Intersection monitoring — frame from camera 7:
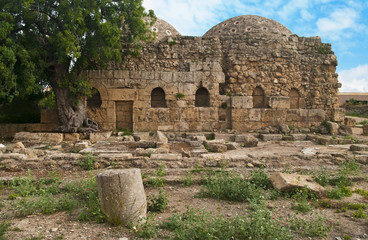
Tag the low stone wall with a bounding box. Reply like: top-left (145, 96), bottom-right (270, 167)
top-left (0, 123), bottom-right (58, 139)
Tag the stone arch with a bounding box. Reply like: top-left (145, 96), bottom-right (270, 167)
top-left (195, 87), bottom-right (210, 107)
top-left (252, 86), bottom-right (266, 108)
top-left (151, 87), bottom-right (167, 108)
top-left (87, 88), bottom-right (102, 108)
top-left (289, 88), bottom-right (300, 109)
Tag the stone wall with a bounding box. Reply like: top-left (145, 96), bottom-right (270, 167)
top-left (85, 31), bottom-right (342, 132)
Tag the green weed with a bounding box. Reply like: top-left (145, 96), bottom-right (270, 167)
top-left (353, 208), bottom-right (367, 219)
top-left (353, 189), bottom-right (368, 198)
top-left (313, 167), bottom-right (332, 186)
top-left (182, 172), bottom-right (193, 187)
top-left (147, 188), bottom-right (169, 213)
top-left (145, 165), bottom-right (167, 188)
top-left (79, 152), bottom-right (95, 170)
top-left (0, 222), bottom-right (10, 240)
top-left (134, 217), bottom-right (159, 239)
top-left (344, 135), bottom-right (359, 144)
top-left (289, 215), bottom-right (331, 237)
top-left (327, 186), bottom-right (352, 199)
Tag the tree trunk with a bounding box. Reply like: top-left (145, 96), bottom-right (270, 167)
top-left (49, 65), bottom-right (86, 133)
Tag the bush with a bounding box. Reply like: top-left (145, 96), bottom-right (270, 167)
top-left (147, 188), bottom-right (169, 213)
top-left (79, 153), bottom-right (95, 170)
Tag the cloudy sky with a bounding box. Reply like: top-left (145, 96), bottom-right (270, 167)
top-left (143, 0), bottom-right (368, 92)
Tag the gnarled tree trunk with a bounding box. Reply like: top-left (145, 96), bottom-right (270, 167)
top-left (49, 65), bottom-right (93, 133)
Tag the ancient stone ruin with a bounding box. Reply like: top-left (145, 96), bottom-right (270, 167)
top-left (83, 15), bottom-right (343, 133)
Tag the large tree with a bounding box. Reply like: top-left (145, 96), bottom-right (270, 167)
top-left (0, 0), bottom-right (154, 132)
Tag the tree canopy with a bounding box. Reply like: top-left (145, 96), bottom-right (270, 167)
top-left (0, 0), bottom-right (154, 130)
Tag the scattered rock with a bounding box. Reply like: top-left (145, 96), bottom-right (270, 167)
top-left (89, 131), bottom-right (112, 143)
top-left (152, 131), bottom-right (168, 144)
top-left (279, 124), bottom-right (290, 134)
top-left (64, 133), bottom-right (80, 141)
top-left (75, 141), bottom-right (89, 149)
top-left (12, 142), bottom-right (25, 149)
top-left (363, 124), bottom-right (368, 136)
top-left (326, 121), bottom-right (339, 136)
top-left (260, 134), bottom-right (283, 141)
top-left (344, 117), bottom-right (356, 127)
top-left (14, 132), bottom-right (63, 145)
top-left (122, 136), bottom-right (135, 142)
top-left (226, 142), bottom-right (238, 150)
top-left (339, 125), bottom-right (352, 136)
top-left (269, 172), bottom-right (326, 197)
top-left (350, 144), bottom-right (368, 152)
top-left (181, 148), bottom-right (191, 158)
top-left (206, 143), bottom-right (227, 153)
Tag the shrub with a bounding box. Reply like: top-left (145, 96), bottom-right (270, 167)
top-left (251, 168), bottom-right (272, 190)
top-left (79, 153), bottom-right (95, 170)
top-left (289, 215), bottom-right (331, 237)
top-left (327, 186), bottom-right (352, 199)
top-left (147, 188), bottom-right (169, 213)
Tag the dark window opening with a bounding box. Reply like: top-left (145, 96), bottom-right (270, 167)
top-left (87, 88), bottom-right (102, 108)
top-left (195, 87), bottom-right (210, 107)
top-left (252, 87), bottom-right (265, 108)
top-left (151, 87), bottom-right (167, 108)
top-left (289, 88), bottom-right (300, 109)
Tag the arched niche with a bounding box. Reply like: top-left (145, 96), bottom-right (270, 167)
top-left (195, 87), bottom-right (210, 107)
top-left (87, 88), bottom-right (102, 108)
top-left (289, 88), bottom-right (300, 109)
top-left (252, 86), bottom-right (265, 108)
top-left (151, 87), bottom-right (167, 108)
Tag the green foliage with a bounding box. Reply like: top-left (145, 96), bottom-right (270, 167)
top-left (145, 165), bottom-right (167, 188)
top-left (0, 0), bottom-right (155, 113)
top-left (175, 92), bottom-right (185, 99)
top-left (0, 222), bottom-right (10, 240)
top-left (353, 189), bottom-right (368, 199)
top-left (200, 170), bottom-right (272, 202)
top-left (319, 199), bottom-right (367, 210)
top-left (331, 160), bottom-right (360, 187)
top-left (182, 172), bottom-right (193, 187)
top-left (79, 153), bottom-right (95, 170)
top-left (161, 205), bottom-right (293, 240)
top-left (313, 167), bottom-right (332, 186)
top-left (316, 44), bottom-right (329, 54)
top-left (38, 91), bottom-right (56, 109)
top-left (221, 102), bottom-right (227, 109)
top-left (289, 215), bottom-right (331, 237)
top-left (9, 174), bottom-right (105, 223)
top-left (147, 188), bottom-right (169, 213)
top-left (119, 129), bottom-right (132, 136)
top-left (134, 216), bottom-right (159, 239)
top-left (251, 168), bottom-right (272, 190)
top-left (344, 135), bottom-right (359, 144)
top-left (327, 186), bottom-right (352, 199)
top-left (353, 208), bottom-right (367, 219)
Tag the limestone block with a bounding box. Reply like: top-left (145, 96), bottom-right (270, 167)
top-left (96, 169), bottom-right (146, 226)
top-left (260, 134), bottom-right (283, 141)
top-left (11, 142), bottom-right (25, 149)
top-left (350, 144), bottom-right (368, 152)
top-left (14, 132), bottom-right (63, 145)
top-left (90, 131), bottom-right (112, 143)
top-left (231, 109), bottom-right (249, 122)
top-left (267, 96), bottom-right (290, 109)
top-left (291, 134), bottom-right (307, 141)
top-left (270, 172), bottom-right (326, 197)
top-left (286, 109), bottom-right (301, 122)
top-left (248, 109), bottom-right (261, 121)
top-left (190, 148), bottom-right (208, 157)
top-left (330, 108), bottom-right (345, 122)
top-left (74, 141), bottom-right (89, 149)
top-left (273, 109), bottom-right (287, 122)
top-left (157, 125), bottom-right (174, 131)
top-left (150, 153), bottom-right (182, 161)
top-left (212, 71), bottom-right (226, 83)
top-left (279, 124), bottom-right (290, 134)
top-left (339, 125), bottom-right (352, 136)
top-left (308, 109), bottom-right (326, 123)
top-left (363, 124), bottom-right (368, 136)
top-left (226, 142), bottom-right (239, 150)
top-left (344, 117), bottom-right (356, 127)
top-left (206, 143), bottom-right (227, 153)
top-left (173, 72), bottom-right (194, 83)
top-left (152, 131), bottom-right (168, 143)
top-left (326, 121), bottom-right (339, 136)
top-left (261, 109), bottom-right (274, 123)
top-left (231, 96), bottom-right (253, 109)
top-left (64, 133), bottom-right (80, 142)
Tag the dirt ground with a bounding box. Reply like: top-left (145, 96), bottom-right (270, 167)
top-left (1, 134), bottom-right (368, 240)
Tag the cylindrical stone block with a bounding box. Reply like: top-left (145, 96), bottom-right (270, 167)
top-left (96, 169), bottom-right (146, 226)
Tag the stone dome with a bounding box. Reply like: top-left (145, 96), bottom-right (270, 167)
top-left (203, 15), bottom-right (292, 37)
top-left (146, 18), bottom-right (181, 42)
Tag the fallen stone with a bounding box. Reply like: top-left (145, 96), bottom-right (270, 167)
top-left (363, 124), bottom-right (368, 136)
top-left (14, 132), bottom-right (63, 145)
top-left (122, 136), bottom-right (135, 142)
top-left (355, 155), bottom-right (368, 164)
top-left (150, 153), bottom-right (182, 161)
top-left (190, 148), bottom-right (208, 157)
top-left (279, 124), bottom-right (290, 134)
top-left (350, 144), bottom-right (368, 152)
top-left (291, 134), bottom-right (307, 141)
top-left (12, 142), bottom-right (25, 149)
top-left (269, 172), bottom-right (326, 197)
top-left (338, 125), bottom-right (352, 136)
top-left (181, 148), bottom-right (191, 158)
top-left (64, 133), bottom-right (80, 141)
top-left (301, 148), bottom-right (319, 155)
top-left (90, 131), bottom-right (112, 143)
top-left (192, 135), bottom-right (206, 142)
top-left (75, 141), bottom-right (89, 149)
top-left (152, 131), bottom-right (168, 144)
top-left (226, 142), bottom-right (238, 150)
top-left (326, 121), bottom-right (339, 136)
top-left (260, 134), bottom-right (283, 141)
top-left (206, 143), bottom-right (227, 153)
top-left (234, 134), bottom-right (258, 147)
top-left (189, 141), bottom-right (202, 147)
top-left (96, 169), bottom-right (146, 226)
top-left (344, 117), bottom-right (356, 127)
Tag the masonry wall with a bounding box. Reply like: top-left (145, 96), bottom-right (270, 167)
top-left (86, 33), bottom-right (343, 132)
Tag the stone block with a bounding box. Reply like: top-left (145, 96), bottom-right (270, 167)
top-left (260, 134), bottom-right (283, 141)
top-left (291, 134), bottom-right (307, 141)
top-left (350, 144), bottom-right (368, 152)
top-left (206, 143), bottom-right (227, 153)
top-left (64, 133), bottom-right (80, 142)
top-left (150, 153), bottom-right (182, 161)
top-left (363, 125), bottom-right (368, 136)
top-left (231, 109), bottom-right (249, 122)
top-left (96, 169), bottom-right (146, 226)
top-left (344, 117), bottom-right (356, 127)
top-left (339, 125), bottom-right (352, 136)
top-left (267, 96), bottom-right (290, 109)
top-left (326, 121), bottom-right (339, 136)
top-left (90, 131), bottom-right (112, 143)
top-left (14, 132), bottom-right (64, 145)
top-left (330, 108), bottom-right (345, 122)
top-left (308, 109), bottom-right (326, 123)
top-left (270, 172), bottom-right (326, 197)
top-left (231, 96), bottom-right (253, 109)
top-left (226, 142), bottom-right (239, 150)
top-left (248, 109), bottom-right (261, 121)
top-left (152, 131), bottom-right (168, 143)
top-left (190, 148), bottom-right (208, 157)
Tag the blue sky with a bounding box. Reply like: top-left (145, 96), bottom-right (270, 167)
top-left (143, 0), bottom-right (368, 92)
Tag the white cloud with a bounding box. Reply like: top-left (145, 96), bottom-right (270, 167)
top-left (338, 64), bottom-right (368, 92)
top-left (316, 8), bottom-right (359, 40)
